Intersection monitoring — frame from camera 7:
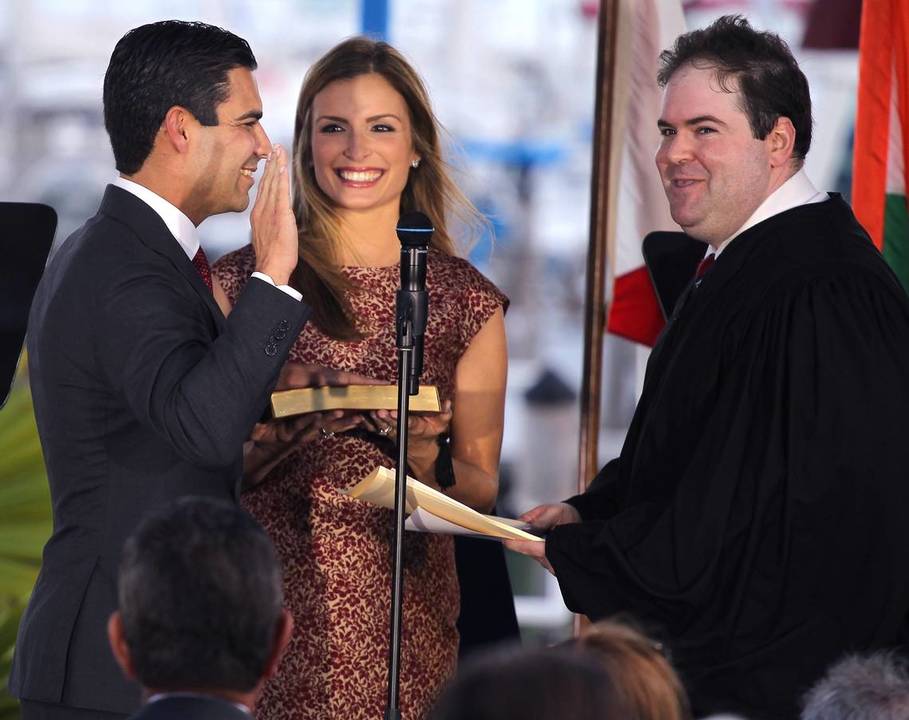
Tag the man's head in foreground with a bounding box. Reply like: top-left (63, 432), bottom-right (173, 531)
top-left (103, 20), bottom-right (272, 224)
top-left (107, 497), bottom-right (292, 709)
top-left (655, 15), bottom-right (813, 246)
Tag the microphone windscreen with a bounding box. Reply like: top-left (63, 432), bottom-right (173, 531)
top-left (396, 212), bottom-right (434, 248)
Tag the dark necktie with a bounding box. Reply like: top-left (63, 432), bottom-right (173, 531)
top-left (192, 246), bottom-right (213, 292)
top-left (695, 254), bottom-right (715, 286)
top-left (668, 253), bottom-right (716, 322)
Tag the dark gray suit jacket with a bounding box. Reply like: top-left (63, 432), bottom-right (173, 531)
top-left (128, 696), bottom-right (251, 720)
top-left (9, 185), bottom-right (309, 714)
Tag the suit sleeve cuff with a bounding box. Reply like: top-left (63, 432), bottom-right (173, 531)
top-left (251, 271), bottom-right (303, 302)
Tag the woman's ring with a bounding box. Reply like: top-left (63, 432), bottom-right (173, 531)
top-left (320, 427), bottom-right (335, 438)
top-left (379, 426), bottom-right (391, 436)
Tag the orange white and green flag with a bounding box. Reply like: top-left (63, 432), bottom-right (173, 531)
top-left (853, 0), bottom-right (909, 290)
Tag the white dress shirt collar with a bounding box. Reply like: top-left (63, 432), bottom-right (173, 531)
top-left (146, 692), bottom-right (251, 716)
top-left (711, 168), bottom-right (829, 259)
top-left (112, 176), bottom-right (199, 260)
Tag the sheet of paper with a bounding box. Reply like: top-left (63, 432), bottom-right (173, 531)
top-left (405, 508), bottom-right (541, 541)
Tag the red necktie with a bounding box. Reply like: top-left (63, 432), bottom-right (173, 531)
top-left (695, 254), bottom-right (715, 283)
top-left (192, 247), bottom-right (213, 292)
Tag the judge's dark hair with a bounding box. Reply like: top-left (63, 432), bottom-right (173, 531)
top-left (292, 36), bottom-right (484, 340)
top-left (657, 15), bottom-right (812, 161)
top-left (117, 497), bottom-right (283, 692)
top-left (428, 645), bottom-right (619, 720)
top-left (103, 20), bottom-right (257, 175)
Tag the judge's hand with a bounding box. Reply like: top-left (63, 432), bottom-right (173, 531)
top-left (503, 503), bottom-right (582, 575)
top-left (520, 502), bottom-right (582, 530)
top-left (504, 537), bottom-right (553, 574)
top-left (251, 145), bottom-right (298, 286)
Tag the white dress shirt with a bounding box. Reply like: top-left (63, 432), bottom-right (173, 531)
top-left (112, 176), bottom-right (302, 301)
top-left (147, 692), bottom-right (251, 716)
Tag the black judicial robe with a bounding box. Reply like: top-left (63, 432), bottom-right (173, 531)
top-left (546, 196), bottom-right (909, 720)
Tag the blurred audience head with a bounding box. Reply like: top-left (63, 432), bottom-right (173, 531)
top-left (107, 497), bottom-right (292, 703)
top-left (801, 652), bottom-right (909, 720)
top-left (577, 619), bottom-right (692, 720)
top-left (103, 20), bottom-right (257, 174)
top-left (429, 644), bottom-right (619, 720)
top-left (657, 14), bottom-right (812, 163)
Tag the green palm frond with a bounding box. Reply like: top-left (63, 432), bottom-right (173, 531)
top-left (0, 358), bottom-right (52, 720)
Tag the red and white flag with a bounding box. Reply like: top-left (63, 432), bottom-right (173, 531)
top-left (605, 0), bottom-right (687, 346)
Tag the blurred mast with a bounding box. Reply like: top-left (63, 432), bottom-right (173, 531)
top-left (361, 0), bottom-right (389, 38)
top-left (578, 0), bottom-right (619, 496)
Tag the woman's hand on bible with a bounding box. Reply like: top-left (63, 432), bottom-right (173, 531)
top-left (243, 410), bottom-right (362, 489)
top-left (364, 400), bottom-right (453, 451)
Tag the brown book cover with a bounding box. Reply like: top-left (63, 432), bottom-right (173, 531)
top-left (271, 384), bottom-right (441, 418)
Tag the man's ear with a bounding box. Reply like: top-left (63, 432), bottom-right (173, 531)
top-left (263, 609), bottom-right (294, 679)
top-left (107, 611), bottom-right (137, 680)
top-left (162, 106), bottom-right (193, 154)
top-left (768, 116), bottom-right (797, 168)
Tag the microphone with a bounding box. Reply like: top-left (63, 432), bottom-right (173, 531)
top-left (395, 211), bottom-right (432, 395)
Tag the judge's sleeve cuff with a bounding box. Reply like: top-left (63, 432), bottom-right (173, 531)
top-left (251, 271), bottom-right (303, 301)
top-left (564, 493), bottom-right (596, 521)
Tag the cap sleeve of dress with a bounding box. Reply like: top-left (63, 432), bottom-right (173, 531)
top-left (430, 253), bottom-right (508, 356)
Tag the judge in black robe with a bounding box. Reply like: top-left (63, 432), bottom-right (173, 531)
top-left (542, 196), bottom-right (909, 719)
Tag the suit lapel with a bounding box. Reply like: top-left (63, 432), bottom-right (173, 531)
top-left (99, 185), bottom-right (226, 331)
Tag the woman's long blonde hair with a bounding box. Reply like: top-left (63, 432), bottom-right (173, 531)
top-left (292, 37), bottom-right (483, 339)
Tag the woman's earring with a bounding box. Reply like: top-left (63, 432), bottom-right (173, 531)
top-left (411, 158), bottom-right (420, 168)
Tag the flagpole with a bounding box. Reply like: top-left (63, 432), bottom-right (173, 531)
top-left (578, 0), bottom-right (620, 498)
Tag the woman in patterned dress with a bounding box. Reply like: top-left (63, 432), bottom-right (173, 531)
top-left (212, 38), bottom-right (508, 720)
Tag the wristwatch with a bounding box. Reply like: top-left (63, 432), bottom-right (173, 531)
top-left (435, 433), bottom-right (456, 490)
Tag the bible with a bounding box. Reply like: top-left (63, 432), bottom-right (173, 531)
top-left (271, 384), bottom-right (441, 418)
top-left (342, 466), bottom-right (543, 542)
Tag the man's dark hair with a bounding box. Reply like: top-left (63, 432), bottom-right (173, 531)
top-left (103, 20), bottom-right (257, 174)
top-left (118, 497), bottom-right (282, 692)
top-left (657, 15), bottom-right (813, 161)
top-left (801, 653), bottom-right (909, 720)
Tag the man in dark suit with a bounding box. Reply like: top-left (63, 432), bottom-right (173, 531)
top-left (107, 497), bottom-right (293, 720)
top-left (10, 21), bottom-right (311, 720)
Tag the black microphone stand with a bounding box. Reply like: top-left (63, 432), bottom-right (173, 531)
top-left (385, 215), bottom-right (431, 720)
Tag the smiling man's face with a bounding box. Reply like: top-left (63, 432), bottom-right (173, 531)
top-left (186, 67), bottom-right (271, 224)
top-left (655, 63), bottom-right (776, 247)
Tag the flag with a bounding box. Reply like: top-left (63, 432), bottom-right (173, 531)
top-left (605, 0), bottom-right (687, 346)
top-left (852, 0), bottom-right (909, 291)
